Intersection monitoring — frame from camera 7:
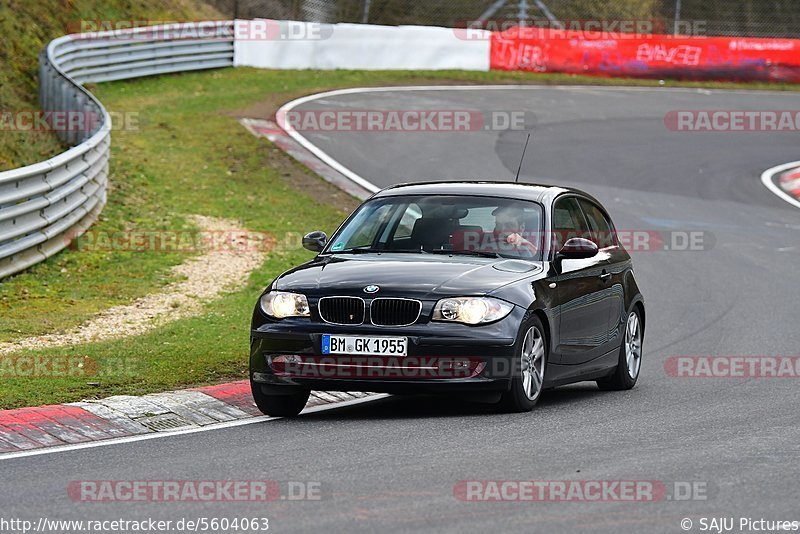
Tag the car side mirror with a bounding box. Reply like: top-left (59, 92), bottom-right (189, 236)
top-left (302, 231), bottom-right (328, 253)
top-left (557, 237), bottom-right (599, 260)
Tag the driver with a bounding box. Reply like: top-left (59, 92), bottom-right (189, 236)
top-left (492, 206), bottom-right (538, 255)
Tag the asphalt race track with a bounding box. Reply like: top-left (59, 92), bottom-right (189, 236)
top-left (3, 86), bottom-right (800, 533)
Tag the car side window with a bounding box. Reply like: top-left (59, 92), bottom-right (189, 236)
top-left (578, 199), bottom-right (617, 248)
top-left (552, 196), bottom-right (590, 251)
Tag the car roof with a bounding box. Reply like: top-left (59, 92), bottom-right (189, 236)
top-left (372, 181), bottom-right (601, 206)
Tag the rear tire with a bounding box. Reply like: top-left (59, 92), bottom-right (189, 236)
top-left (597, 306), bottom-right (643, 391)
top-left (498, 314), bottom-right (547, 413)
top-left (251, 380), bottom-right (310, 417)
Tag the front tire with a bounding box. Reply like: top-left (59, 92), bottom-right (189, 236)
top-left (498, 314), bottom-right (547, 413)
top-left (597, 306), bottom-right (643, 391)
top-left (251, 381), bottom-right (310, 417)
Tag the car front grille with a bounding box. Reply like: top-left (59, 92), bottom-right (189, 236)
top-left (318, 297), bottom-right (365, 325)
top-left (370, 298), bottom-right (422, 326)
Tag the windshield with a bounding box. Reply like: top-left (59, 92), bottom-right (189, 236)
top-left (325, 194), bottom-right (544, 260)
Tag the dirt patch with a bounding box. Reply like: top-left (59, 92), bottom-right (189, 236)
top-left (0, 215), bottom-right (272, 355)
top-left (259, 137), bottom-right (361, 213)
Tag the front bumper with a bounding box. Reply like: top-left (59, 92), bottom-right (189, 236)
top-left (250, 307), bottom-right (524, 394)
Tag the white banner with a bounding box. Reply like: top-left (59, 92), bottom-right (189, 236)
top-left (234, 19), bottom-right (490, 71)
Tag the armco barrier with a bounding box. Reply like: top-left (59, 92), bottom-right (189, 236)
top-left (0, 21), bottom-right (234, 279)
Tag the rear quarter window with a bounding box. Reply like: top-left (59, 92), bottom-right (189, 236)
top-left (578, 199), bottom-right (617, 248)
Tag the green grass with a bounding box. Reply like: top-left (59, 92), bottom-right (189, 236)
top-left (0, 0), bottom-right (221, 171)
top-left (2, 66), bottom-right (800, 409)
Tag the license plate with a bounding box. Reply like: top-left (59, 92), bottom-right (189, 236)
top-left (321, 335), bottom-right (407, 356)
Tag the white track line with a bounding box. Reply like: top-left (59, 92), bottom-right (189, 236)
top-left (279, 85), bottom-right (583, 194)
top-left (0, 394), bottom-right (389, 461)
top-left (279, 84), bottom-right (800, 200)
top-left (761, 161), bottom-right (800, 210)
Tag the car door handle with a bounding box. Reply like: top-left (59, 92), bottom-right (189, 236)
top-left (599, 272), bottom-right (611, 282)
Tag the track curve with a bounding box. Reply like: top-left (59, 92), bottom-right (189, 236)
top-left (2, 85), bottom-right (799, 533)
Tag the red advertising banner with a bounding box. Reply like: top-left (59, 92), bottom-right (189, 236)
top-left (490, 27), bottom-right (800, 82)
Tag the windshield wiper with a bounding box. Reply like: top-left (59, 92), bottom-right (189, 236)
top-left (333, 247), bottom-right (428, 254)
top-left (429, 249), bottom-right (501, 258)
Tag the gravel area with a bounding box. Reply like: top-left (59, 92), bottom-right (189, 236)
top-left (0, 215), bottom-right (272, 355)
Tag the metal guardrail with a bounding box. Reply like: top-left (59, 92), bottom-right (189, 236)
top-left (0, 21), bottom-right (234, 279)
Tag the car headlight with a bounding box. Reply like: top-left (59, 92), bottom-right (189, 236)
top-left (432, 297), bottom-right (514, 325)
top-left (260, 291), bottom-right (310, 319)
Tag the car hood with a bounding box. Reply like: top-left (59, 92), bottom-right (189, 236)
top-left (273, 253), bottom-right (544, 300)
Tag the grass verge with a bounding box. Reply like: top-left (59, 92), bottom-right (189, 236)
top-left (0, 0), bottom-right (221, 170)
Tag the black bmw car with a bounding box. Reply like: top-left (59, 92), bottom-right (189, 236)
top-left (250, 182), bottom-right (645, 416)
